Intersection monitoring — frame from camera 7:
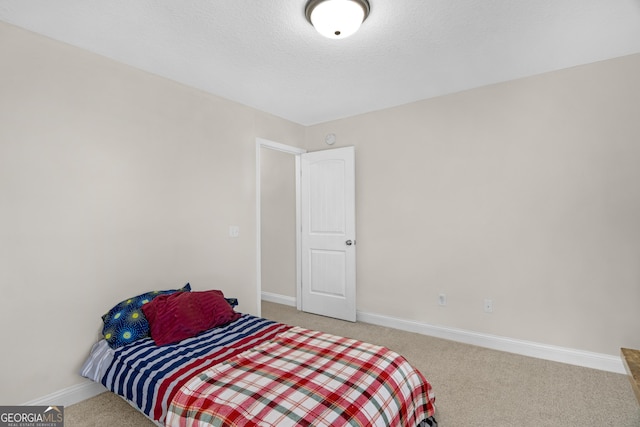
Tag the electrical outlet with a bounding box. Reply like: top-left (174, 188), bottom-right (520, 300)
top-left (484, 298), bottom-right (493, 313)
top-left (438, 293), bottom-right (447, 306)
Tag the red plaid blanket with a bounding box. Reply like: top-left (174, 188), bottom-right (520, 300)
top-left (167, 327), bottom-right (436, 426)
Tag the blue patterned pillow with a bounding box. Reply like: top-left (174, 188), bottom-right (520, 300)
top-left (101, 283), bottom-right (191, 349)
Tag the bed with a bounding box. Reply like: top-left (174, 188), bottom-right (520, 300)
top-left (81, 285), bottom-right (437, 426)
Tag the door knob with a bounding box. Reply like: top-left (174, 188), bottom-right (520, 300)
top-left (346, 240), bottom-right (354, 246)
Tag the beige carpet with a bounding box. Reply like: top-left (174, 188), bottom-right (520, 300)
top-left (66, 301), bottom-right (640, 426)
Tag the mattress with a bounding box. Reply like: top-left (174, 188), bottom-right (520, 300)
top-left (81, 314), bottom-right (437, 426)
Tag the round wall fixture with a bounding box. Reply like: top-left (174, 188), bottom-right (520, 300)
top-left (305, 0), bottom-right (370, 39)
top-left (325, 133), bottom-right (337, 145)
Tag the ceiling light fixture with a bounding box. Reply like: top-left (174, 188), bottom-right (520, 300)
top-left (305, 0), bottom-right (370, 40)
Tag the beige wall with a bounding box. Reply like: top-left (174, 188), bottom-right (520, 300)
top-left (305, 53), bottom-right (640, 357)
top-left (3, 17), bottom-right (640, 405)
top-left (0, 22), bottom-right (304, 404)
top-left (260, 148), bottom-right (297, 298)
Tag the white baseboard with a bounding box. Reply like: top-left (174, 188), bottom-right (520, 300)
top-left (357, 310), bottom-right (625, 374)
top-left (261, 291), bottom-right (296, 307)
top-left (260, 291), bottom-right (624, 374)
top-left (34, 294), bottom-right (625, 407)
top-left (23, 380), bottom-right (106, 406)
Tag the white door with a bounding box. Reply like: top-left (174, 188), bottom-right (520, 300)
top-left (301, 146), bottom-right (356, 322)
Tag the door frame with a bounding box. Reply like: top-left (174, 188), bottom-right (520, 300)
top-left (255, 138), bottom-right (306, 316)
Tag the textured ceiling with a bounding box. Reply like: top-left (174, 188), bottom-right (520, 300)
top-left (1, 0), bottom-right (640, 125)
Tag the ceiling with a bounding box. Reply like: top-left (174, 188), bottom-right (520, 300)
top-left (1, 0), bottom-right (640, 126)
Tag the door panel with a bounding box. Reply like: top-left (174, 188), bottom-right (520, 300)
top-left (310, 249), bottom-right (346, 297)
top-left (301, 146), bottom-right (356, 322)
top-left (308, 160), bottom-right (346, 234)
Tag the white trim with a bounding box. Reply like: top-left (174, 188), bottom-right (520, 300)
top-left (256, 138), bottom-right (306, 155)
top-left (22, 380), bottom-right (106, 406)
top-left (294, 154), bottom-right (302, 312)
top-left (31, 304), bottom-right (625, 407)
top-left (261, 291), bottom-right (297, 307)
top-left (261, 291), bottom-right (625, 374)
top-left (255, 138), bottom-right (306, 318)
top-left (356, 310), bottom-right (625, 374)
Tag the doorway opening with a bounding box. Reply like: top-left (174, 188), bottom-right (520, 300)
top-left (256, 138), bottom-right (357, 321)
top-left (255, 138), bottom-right (305, 317)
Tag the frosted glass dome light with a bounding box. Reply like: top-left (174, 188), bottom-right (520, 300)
top-left (305, 0), bottom-right (370, 40)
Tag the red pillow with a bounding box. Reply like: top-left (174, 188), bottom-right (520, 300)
top-left (142, 290), bottom-right (241, 346)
